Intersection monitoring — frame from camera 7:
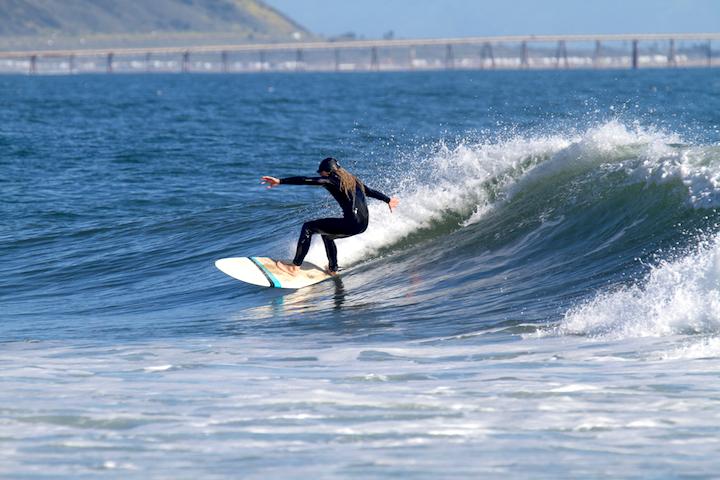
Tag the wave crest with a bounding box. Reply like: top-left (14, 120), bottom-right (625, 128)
top-left (295, 121), bottom-right (720, 269)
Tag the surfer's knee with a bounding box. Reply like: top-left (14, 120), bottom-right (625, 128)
top-left (300, 222), bottom-right (316, 238)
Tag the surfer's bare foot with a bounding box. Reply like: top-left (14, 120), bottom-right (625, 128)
top-left (326, 267), bottom-right (338, 276)
top-left (276, 260), bottom-right (299, 276)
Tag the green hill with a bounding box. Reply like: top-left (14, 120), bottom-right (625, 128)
top-left (0, 0), bottom-right (311, 48)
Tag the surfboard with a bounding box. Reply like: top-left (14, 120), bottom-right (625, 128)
top-left (215, 257), bottom-right (333, 289)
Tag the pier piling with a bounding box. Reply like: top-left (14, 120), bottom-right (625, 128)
top-left (521, 41), bottom-right (529, 68)
top-left (556, 40), bottom-right (568, 68)
top-left (370, 47), bottom-right (379, 71)
top-left (593, 40), bottom-right (602, 68)
top-left (182, 50), bottom-right (190, 72)
top-left (708, 40), bottom-right (713, 67)
top-left (668, 39), bottom-right (677, 67)
top-left (445, 44), bottom-right (454, 69)
top-left (480, 42), bottom-right (495, 69)
top-left (632, 40), bottom-right (639, 69)
top-left (295, 49), bottom-right (304, 71)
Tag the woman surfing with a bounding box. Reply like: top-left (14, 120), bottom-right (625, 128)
top-left (261, 157), bottom-right (399, 276)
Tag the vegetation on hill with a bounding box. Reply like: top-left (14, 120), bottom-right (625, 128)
top-left (1, 0), bottom-right (310, 46)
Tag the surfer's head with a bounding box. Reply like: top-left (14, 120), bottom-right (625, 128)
top-left (318, 157), bottom-right (365, 197)
top-left (317, 157), bottom-right (339, 175)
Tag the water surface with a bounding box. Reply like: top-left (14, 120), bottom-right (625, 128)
top-left (2, 69), bottom-right (720, 478)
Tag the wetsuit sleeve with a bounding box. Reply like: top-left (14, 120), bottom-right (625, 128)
top-left (364, 185), bottom-right (391, 203)
top-left (280, 176), bottom-right (332, 186)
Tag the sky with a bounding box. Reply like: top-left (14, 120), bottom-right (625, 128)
top-left (264, 0), bottom-right (720, 39)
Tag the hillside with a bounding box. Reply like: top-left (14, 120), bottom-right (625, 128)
top-left (0, 0), bottom-right (311, 48)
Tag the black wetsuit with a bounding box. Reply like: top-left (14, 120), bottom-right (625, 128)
top-left (280, 174), bottom-right (391, 272)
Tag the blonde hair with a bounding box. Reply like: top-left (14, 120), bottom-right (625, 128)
top-left (334, 167), bottom-right (365, 198)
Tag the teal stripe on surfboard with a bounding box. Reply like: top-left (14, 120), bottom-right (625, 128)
top-left (249, 256), bottom-right (282, 288)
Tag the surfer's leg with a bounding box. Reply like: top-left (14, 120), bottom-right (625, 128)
top-left (319, 219), bottom-right (364, 273)
top-left (291, 221), bottom-right (316, 267)
top-left (321, 235), bottom-right (339, 273)
top-left (292, 218), bottom-right (345, 267)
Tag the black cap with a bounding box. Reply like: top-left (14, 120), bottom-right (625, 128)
top-left (317, 157), bottom-right (339, 173)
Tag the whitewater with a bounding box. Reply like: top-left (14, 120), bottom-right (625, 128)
top-left (2, 69), bottom-right (720, 478)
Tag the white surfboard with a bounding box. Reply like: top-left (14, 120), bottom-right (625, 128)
top-left (215, 257), bottom-right (333, 289)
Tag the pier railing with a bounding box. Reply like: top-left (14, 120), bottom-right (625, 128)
top-left (2, 33), bottom-right (718, 74)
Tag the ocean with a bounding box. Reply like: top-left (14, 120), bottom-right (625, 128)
top-left (2, 69), bottom-right (720, 478)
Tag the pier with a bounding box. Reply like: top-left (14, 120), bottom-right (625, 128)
top-left (1, 32), bottom-right (718, 74)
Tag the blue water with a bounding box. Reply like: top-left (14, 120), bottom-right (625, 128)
top-left (3, 69), bottom-right (720, 478)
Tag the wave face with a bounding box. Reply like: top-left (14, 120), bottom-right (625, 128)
top-left (334, 120), bottom-right (719, 264)
top-left (292, 120), bottom-right (720, 336)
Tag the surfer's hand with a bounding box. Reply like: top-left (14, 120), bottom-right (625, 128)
top-left (388, 197), bottom-right (399, 212)
top-left (261, 176), bottom-right (280, 188)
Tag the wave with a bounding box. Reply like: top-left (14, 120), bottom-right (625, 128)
top-left (296, 121), bottom-right (720, 268)
top-left (11, 118), bottom-right (720, 334)
top-left (557, 235), bottom-right (720, 339)
top-left (282, 120), bottom-right (720, 338)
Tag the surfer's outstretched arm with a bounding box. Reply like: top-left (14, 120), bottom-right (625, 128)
top-left (364, 185), bottom-right (390, 202)
top-left (364, 185), bottom-right (400, 212)
top-left (261, 176), bottom-right (330, 188)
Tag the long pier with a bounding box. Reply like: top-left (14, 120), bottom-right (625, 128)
top-left (2, 32), bottom-right (718, 74)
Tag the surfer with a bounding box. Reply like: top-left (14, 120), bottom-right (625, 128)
top-left (261, 157), bottom-right (399, 276)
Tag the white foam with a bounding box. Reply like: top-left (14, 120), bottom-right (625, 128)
top-left (628, 143), bottom-right (720, 208)
top-left (661, 336), bottom-right (720, 360)
top-left (626, 419), bottom-right (662, 428)
top-left (550, 384), bottom-right (601, 393)
top-left (558, 236), bottom-right (720, 339)
top-left (143, 364), bottom-right (173, 372)
top-left (573, 417), bottom-right (618, 431)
